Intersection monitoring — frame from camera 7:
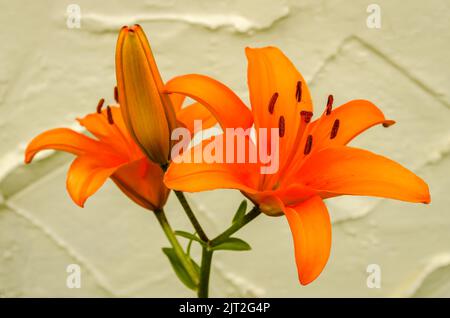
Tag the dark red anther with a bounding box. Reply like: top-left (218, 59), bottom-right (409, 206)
top-left (114, 86), bottom-right (119, 103)
top-left (96, 98), bottom-right (105, 114)
top-left (382, 120), bottom-right (395, 128)
top-left (300, 110), bottom-right (313, 123)
top-left (268, 92), bottom-right (279, 114)
top-left (106, 106), bottom-right (114, 124)
top-left (330, 119), bottom-right (340, 139)
top-left (326, 95), bottom-right (334, 115)
top-left (296, 81), bottom-right (302, 102)
top-left (278, 116), bottom-right (285, 137)
top-left (304, 135), bottom-right (313, 155)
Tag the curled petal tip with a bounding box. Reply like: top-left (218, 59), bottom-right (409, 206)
top-left (422, 190), bottom-right (431, 204)
top-left (299, 276), bottom-right (315, 286)
top-left (24, 146), bottom-right (32, 164)
top-left (24, 142), bottom-right (35, 164)
top-left (382, 120), bottom-right (396, 127)
top-left (77, 200), bottom-right (87, 208)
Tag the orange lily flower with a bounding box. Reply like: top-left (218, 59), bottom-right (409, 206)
top-left (163, 47), bottom-right (431, 285)
top-left (24, 89), bottom-right (214, 209)
top-left (24, 103), bottom-right (169, 210)
top-left (25, 24), bottom-right (216, 210)
top-left (116, 25), bottom-right (217, 166)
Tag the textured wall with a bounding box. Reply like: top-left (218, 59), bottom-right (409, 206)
top-left (0, 0), bottom-right (449, 297)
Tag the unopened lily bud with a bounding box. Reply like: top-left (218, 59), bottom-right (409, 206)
top-left (115, 24), bottom-right (177, 165)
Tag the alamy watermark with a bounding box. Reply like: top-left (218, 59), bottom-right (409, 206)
top-left (66, 264), bottom-right (81, 288)
top-left (366, 263), bottom-right (381, 288)
top-left (171, 120), bottom-right (280, 174)
top-left (66, 4), bottom-right (81, 29)
top-left (366, 4), bottom-right (381, 29)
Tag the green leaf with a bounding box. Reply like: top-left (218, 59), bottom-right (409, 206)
top-left (186, 237), bottom-right (194, 256)
top-left (211, 237), bottom-right (252, 251)
top-left (174, 230), bottom-right (205, 246)
top-left (232, 200), bottom-right (247, 224)
top-left (162, 247), bottom-right (197, 290)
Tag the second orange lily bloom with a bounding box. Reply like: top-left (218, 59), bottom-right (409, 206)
top-left (163, 46), bottom-right (431, 285)
top-left (25, 25), bottom-right (216, 210)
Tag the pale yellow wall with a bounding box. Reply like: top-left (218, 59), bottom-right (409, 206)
top-left (0, 0), bottom-right (449, 297)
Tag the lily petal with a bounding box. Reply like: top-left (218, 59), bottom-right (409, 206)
top-left (283, 196), bottom-right (332, 285)
top-left (170, 93), bottom-right (186, 113)
top-left (298, 146), bottom-right (431, 203)
top-left (165, 74), bottom-right (253, 130)
top-left (25, 128), bottom-right (113, 163)
top-left (78, 106), bottom-right (129, 142)
top-left (176, 102), bottom-right (217, 134)
top-left (164, 135), bottom-right (259, 193)
top-left (165, 161), bottom-right (257, 193)
top-left (246, 47), bottom-right (313, 182)
top-left (112, 158), bottom-right (169, 211)
top-left (116, 25), bottom-right (177, 164)
top-left (66, 156), bottom-right (120, 207)
top-left (246, 46), bottom-right (313, 130)
top-left (78, 106), bottom-right (141, 160)
top-left (308, 100), bottom-right (395, 151)
top-left (248, 183), bottom-right (317, 216)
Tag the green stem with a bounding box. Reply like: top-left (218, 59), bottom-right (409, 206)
top-left (174, 190), bottom-right (209, 242)
top-left (154, 208), bottom-right (199, 285)
top-left (210, 206), bottom-right (261, 247)
top-left (197, 247), bottom-right (213, 298)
